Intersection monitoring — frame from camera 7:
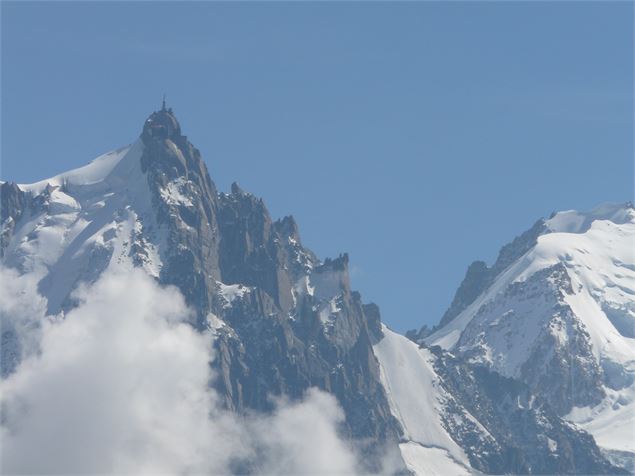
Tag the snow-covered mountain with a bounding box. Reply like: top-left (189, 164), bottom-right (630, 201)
top-left (1, 106), bottom-right (627, 474)
top-left (377, 326), bottom-right (624, 475)
top-left (417, 203), bottom-right (635, 471)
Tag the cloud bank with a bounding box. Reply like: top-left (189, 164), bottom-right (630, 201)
top-left (0, 267), bottom-right (360, 474)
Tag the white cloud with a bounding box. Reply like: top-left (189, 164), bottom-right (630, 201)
top-left (247, 389), bottom-right (358, 475)
top-left (0, 266), bottom-right (361, 475)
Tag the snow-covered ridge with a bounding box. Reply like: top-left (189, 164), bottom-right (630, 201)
top-left (3, 141), bottom-right (168, 314)
top-left (18, 144), bottom-right (136, 195)
top-left (374, 327), bottom-right (472, 475)
top-left (427, 202), bottom-right (634, 351)
top-left (426, 202), bottom-right (635, 460)
top-left (546, 202), bottom-right (634, 234)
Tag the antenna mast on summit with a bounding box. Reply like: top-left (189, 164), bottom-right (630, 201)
top-left (162, 94), bottom-right (166, 111)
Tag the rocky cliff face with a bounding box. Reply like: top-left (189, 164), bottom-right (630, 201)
top-left (429, 346), bottom-right (621, 475)
top-left (0, 182), bottom-right (28, 259)
top-left (139, 108), bottom-right (222, 327)
top-left (135, 108), bottom-right (405, 470)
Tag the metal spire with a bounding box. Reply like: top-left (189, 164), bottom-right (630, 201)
top-left (162, 94), bottom-right (166, 111)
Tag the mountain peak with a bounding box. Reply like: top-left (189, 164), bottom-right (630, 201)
top-left (141, 102), bottom-right (182, 143)
top-left (545, 201), bottom-right (634, 234)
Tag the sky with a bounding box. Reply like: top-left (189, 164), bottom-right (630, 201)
top-left (2, 1), bottom-right (633, 333)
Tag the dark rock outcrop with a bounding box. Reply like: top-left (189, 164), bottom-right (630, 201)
top-left (139, 107), bottom-right (404, 471)
top-left (1, 182), bottom-right (28, 258)
top-left (429, 346), bottom-right (627, 475)
top-left (140, 107), bottom-right (222, 327)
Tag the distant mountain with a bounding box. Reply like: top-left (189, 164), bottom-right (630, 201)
top-left (1, 106), bottom-right (626, 474)
top-left (417, 203), bottom-right (635, 472)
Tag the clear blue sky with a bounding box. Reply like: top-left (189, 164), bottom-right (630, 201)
top-left (2, 2), bottom-right (633, 333)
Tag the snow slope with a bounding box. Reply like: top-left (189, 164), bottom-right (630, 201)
top-left (374, 327), bottom-right (473, 475)
top-left (4, 140), bottom-right (167, 315)
top-left (18, 145), bottom-right (135, 195)
top-left (428, 203), bottom-right (634, 361)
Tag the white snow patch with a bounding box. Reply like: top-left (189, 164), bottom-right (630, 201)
top-left (399, 442), bottom-right (472, 476)
top-left (293, 275), bottom-right (315, 300)
top-left (374, 327), bottom-right (471, 471)
top-left (48, 189), bottom-right (81, 215)
top-left (206, 313), bottom-right (227, 336)
top-left (546, 203), bottom-right (633, 234)
top-left (18, 145), bottom-right (133, 195)
top-left (159, 177), bottom-right (194, 207)
top-left (218, 283), bottom-right (249, 308)
top-left (567, 378), bottom-right (635, 453)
